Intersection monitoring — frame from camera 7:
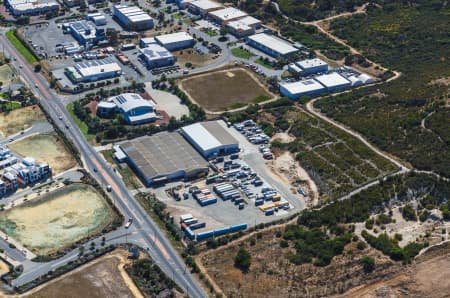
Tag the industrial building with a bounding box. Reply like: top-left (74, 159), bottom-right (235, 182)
top-left (294, 58), bottom-right (328, 75)
top-left (247, 33), bottom-right (299, 58)
top-left (155, 32), bottom-right (195, 51)
top-left (227, 16), bottom-right (261, 37)
top-left (97, 93), bottom-right (157, 125)
top-left (64, 58), bottom-right (122, 83)
top-left (140, 37), bottom-right (157, 48)
top-left (186, 0), bottom-right (222, 16)
top-left (66, 20), bottom-right (103, 47)
top-left (139, 44), bottom-right (176, 69)
top-left (120, 132), bottom-right (209, 186)
top-left (181, 121), bottom-right (239, 158)
top-left (113, 5), bottom-right (154, 31)
top-left (279, 79), bottom-right (325, 100)
top-left (315, 72), bottom-right (351, 92)
top-left (4, 0), bottom-right (59, 16)
top-left (207, 7), bottom-right (247, 25)
top-left (86, 12), bottom-right (107, 26)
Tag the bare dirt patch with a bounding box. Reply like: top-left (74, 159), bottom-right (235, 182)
top-left (173, 49), bottom-right (215, 68)
top-left (0, 64), bottom-right (15, 86)
top-left (8, 133), bottom-right (77, 175)
top-left (23, 250), bottom-right (142, 298)
top-left (0, 184), bottom-right (115, 256)
top-left (179, 68), bottom-right (274, 112)
top-left (0, 259), bottom-right (10, 276)
top-left (0, 105), bottom-right (45, 137)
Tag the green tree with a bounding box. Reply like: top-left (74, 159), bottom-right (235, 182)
top-left (234, 247), bottom-right (251, 272)
top-left (360, 256), bottom-right (375, 273)
top-left (34, 64), bottom-right (42, 72)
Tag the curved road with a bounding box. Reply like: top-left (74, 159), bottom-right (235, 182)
top-left (0, 33), bottom-right (206, 297)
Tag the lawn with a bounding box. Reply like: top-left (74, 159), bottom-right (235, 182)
top-left (5, 30), bottom-right (37, 64)
top-left (180, 68), bottom-right (273, 112)
top-left (231, 47), bottom-right (253, 59)
top-left (255, 58), bottom-right (273, 69)
top-left (67, 102), bottom-right (95, 143)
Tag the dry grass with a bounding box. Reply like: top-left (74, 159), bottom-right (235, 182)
top-left (173, 49), bottom-right (215, 67)
top-left (8, 133), bottom-right (77, 175)
top-left (0, 105), bottom-right (46, 137)
top-left (179, 68), bottom-right (273, 112)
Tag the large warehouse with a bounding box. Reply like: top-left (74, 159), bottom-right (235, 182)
top-left (208, 7), bottom-right (247, 25)
top-left (315, 72), bottom-right (351, 92)
top-left (5, 0), bottom-right (59, 16)
top-left (227, 16), bottom-right (261, 37)
top-left (181, 121), bottom-right (239, 158)
top-left (120, 132), bottom-right (209, 186)
top-left (186, 0), bottom-right (222, 16)
top-left (280, 79), bottom-right (325, 100)
top-left (155, 32), bottom-right (195, 51)
top-left (247, 33), bottom-right (299, 58)
top-left (64, 58), bottom-right (122, 83)
top-left (113, 5), bottom-right (154, 30)
top-left (295, 58), bottom-right (328, 75)
top-left (140, 44), bottom-right (175, 69)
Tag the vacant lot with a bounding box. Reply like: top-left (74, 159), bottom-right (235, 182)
top-left (8, 133), bottom-right (77, 175)
top-left (0, 64), bottom-right (15, 86)
top-left (0, 105), bottom-right (45, 137)
top-left (0, 184), bottom-right (115, 256)
top-left (180, 68), bottom-right (273, 112)
top-left (26, 250), bottom-right (142, 298)
top-left (173, 49), bottom-right (215, 68)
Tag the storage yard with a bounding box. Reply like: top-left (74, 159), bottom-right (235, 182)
top-left (8, 133), bottom-right (77, 175)
top-left (0, 105), bottom-right (46, 137)
top-left (179, 68), bottom-right (273, 112)
top-left (0, 184), bottom-right (116, 255)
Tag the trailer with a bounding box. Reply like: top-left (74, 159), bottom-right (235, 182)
top-left (183, 218), bottom-right (199, 226)
top-left (196, 230), bottom-right (214, 241)
top-left (185, 227), bottom-right (195, 240)
top-left (180, 214), bottom-right (193, 223)
top-left (229, 223), bottom-right (247, 232)
top-left (190, 222), bottom-right (206, 230)
top-left (255, 199), bottom-right (264, 206)
top-left (199, 198), bottom-right (217, 206)
top-left (214, 227), bottom-right (230, 237)
top-left (265, 208), bottom-right (274, 216)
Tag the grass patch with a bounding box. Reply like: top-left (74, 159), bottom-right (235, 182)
top-left (253, 95), bottom-right (271, 104)
top-left (67, 102), bottom-right (95, 143)
top-left (255, 58), bottom-right (273, 69)
top-left (100, 150), bottom-right (141, 189)
top-left (5, 30), bottom-right (37, 64)
top-left (231, 47), bottom-right (253, 59)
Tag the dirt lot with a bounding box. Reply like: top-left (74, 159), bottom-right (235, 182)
top-left (0, 64), bottom-right (15, 86)
top-left (8, 133), bottom-right (77, 175)
top-left (173, 49), bottom-right (215, 68)
top-left (23, 250), bottom-right (142, 298)
top-left (179, 68), bottom-right (274, 112)
top-left (0, 184), bottom-right (115, 256)
top-left (0, 259), bottom-right (10, 276)
top-left (200, 229), bottom-right (401, 298)
top-left (0, 105), bottom-right (46, 137)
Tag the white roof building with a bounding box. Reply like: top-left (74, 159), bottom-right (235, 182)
top-left (280, 79), bottom-right (325, 99)
top-left (227, 16), bottom-right (261, 36)
top-left (295, 58), bottom-right (328, 74)
top-left (140, 37), bottom-right (157, 48)
top-left (155, 32), bottom-right (195, 51)
top-left (315, 72), bottom-right (351, 91)
top-left (139, 44), bottom-right (175, 68)
top-left (208, 7), bottom-right (247, 23)
top-left (187, 0), bottom-right (222, 14)
top-left (358, 73), bottom-right (375, 84)
top-left (65, 58), bottom-right (122, 83)
top-left (247, 33), bottom-right (299, 58)
top-left (5, 0), bottom-right (59, 16)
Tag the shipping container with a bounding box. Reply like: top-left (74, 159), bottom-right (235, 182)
top-left (272, 195), bottom-right (281, 202)
top-left (180, 214), bottom-right (193, 222)
top-left (230, 153), bottom-right (239, 160)
top-left (238, 203), bottom-right (245, 209)
top-left (200, 198), bottom-right (217, 206)
top-left (181, 223), bottom-right (188, 230)
top-left (260, 203), bottom-right (278, 212)
top-left (214, 227), bottom-right (230, 236)
top-left (190, 222), bottom-right (206, 230)
top-left (253, 180), bottom-right (263, 186)
top-left (185, 227), bottom-right (195, 240)
top-left (196, 230), bottom-right (214, 241)
top-left (261, 187), bottom-right (273, 193)
top-left (184, 218), bottom-right (198, 226)
top-left (229, 223), bottom-right (247, 232)
top-left (265, 208), bottom-right (274, 216)
top-left (234, 198), bottom-right (244, 204)
top-left (255, 199), bottom-right (264, 206)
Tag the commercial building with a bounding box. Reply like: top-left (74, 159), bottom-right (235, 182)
top-left (227, 16), bottom-right (261, 37)
top-left (139, 44), bottom-right (176, 69)
top-left (87, 12), bottom-right (107, 26)
top-left (280, 79), bottom-right (325, 100)
top-left (67, 20), bottom-right (101, 47)
top-left (247, 33), bottom-right (299, 58)
top-left (113, 5), bottom-right (154, 31)
top-left (175, 0), bottom-right (196, 9)
top-left (208, 7), bottom-right (247, 25)
top-left (97, 93), bottom-right (157, 125)
top-left (295, 58), bottom-right (328, 75)
top-left (314, 72), bottom-right (351, 92)
top-left (155, 32), bottom-right (195, 51)
top-left (181, 121), bottom-right (239, 158)
top-left (63, 0), bottom-right (105, 7)
top-left (358, 73), bottom-right (375, 84)
top-left (5, 0), bottom-right (59, 16)
top-left (64, 58), bottom-right (122, 83)
top-left (140, 37), bottom-right (157, 48)
top-left (186, 0), bottom-right (222, 16)
top-left (120, 132), bottom-right (209, 186)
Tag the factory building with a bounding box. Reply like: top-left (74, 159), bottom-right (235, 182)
top-left (67, 20), bottom-right (102, 47)
top-left (227, 16), bottom-right (261, 37)
top-left (86, 12), bottom-right (107, 26)
top-left (175, 0), bottom-right (196, 9)
top-left (314, 72), bottom-right (351, 92)
top-left (113, 5), bottom-right (154, 31)
top-left (181, 120), bottom-right (239, 158)
top-left (207, 7), bottom-right (247, 25)
top-left (294, 58), bottom-right (328, 75)
top-left (155, 32), bottom-right (195, 51)
top-left (140, 37), bottom-right (157, 48)
top-left (120, 132), bottom-right (209, 186)
top-left (5, 0), bottom-right (59, 16)
top-left (97, 93), bottom-right (157, 125)
top-left (186, 0), bottom-right (222, 16)
top-left (139, 44), bottom-right (176, 69)
top-left (247, 33), bottom-right (299, 58)
top-left (65, 58), bottom-right (122, 83)
top-left (280, 79), bottom-right (325, 100)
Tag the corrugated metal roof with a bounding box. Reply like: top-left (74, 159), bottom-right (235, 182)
top-left (181, 121), bottom-right (237, 152)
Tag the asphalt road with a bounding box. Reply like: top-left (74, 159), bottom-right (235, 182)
top-left (0, 32), bottom-right (206, 297)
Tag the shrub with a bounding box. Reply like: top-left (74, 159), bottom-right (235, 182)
top-left (234, 247), bottom-right (251, 272)
top-left (360, 256), bottom-right (375, 273)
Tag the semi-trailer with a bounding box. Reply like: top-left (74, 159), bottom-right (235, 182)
top-left (184, 218), bottom-right (199, 226)
top-left (265, 208), bottom-right (274, 216)
top-left (190, 222), bottom-right (206, 230)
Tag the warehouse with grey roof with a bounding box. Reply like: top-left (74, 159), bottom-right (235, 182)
top-left (120, 132), bottom-right (209, 186)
